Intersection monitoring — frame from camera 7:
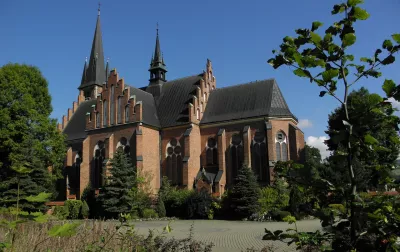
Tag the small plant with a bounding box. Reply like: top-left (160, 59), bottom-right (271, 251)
top-left (142, 208), bottom-right (158, 219)
top-left (53, 205), bottom-right (69, 220)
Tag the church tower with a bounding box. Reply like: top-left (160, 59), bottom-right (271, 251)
top-left (146, 24), bottom-right (167, 97)
top-left (78, 6), bottom-right (106, 99)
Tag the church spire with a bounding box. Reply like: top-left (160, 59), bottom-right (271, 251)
top-left (80, 57), bottom-right (88, 85)
top-left (153, 23), bottom-right (162, 63)
top-left (79, 4), bottom-right (106, 97)
top-left (148, 23), bottom-right (167, 93)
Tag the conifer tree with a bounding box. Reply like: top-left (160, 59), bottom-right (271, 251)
top-left (229, 165), bottom-right (260, 219)
top-left (97, 149), bottom-right (137, 217)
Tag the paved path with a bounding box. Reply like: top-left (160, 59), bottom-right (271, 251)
top-left (132, 219), bottom-right (321, 252)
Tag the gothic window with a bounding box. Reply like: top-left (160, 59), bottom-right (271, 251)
top-left (103, 100), bottom-right (108, 127)
top-left (275, 131), bottom-right (288, 161)
top-left (206, 137), bottom-right (218, 165)
top-left (93, 141), bottom-right (106, 188)
top-left (251, 131), bottom-right (268, 182)
top-left (110, 85), bottom-right (115, 125)
top-left (117, 97), bottom-right (122, 124)
top-left (196, 109), bottom-right (200, 120)
top-left (117, 137), bottom-right (130, 156)
top-left (166, 138), bottom-right (183, 185)
top-left (96, 112), bottom-right (100, 128)
top-left (230, 134), bottom-right (243, 183)
top-left (125, 105), bottom-right (130, 123)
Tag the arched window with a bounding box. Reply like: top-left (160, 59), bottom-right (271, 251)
top-left (206, 137), bottom-right (218, 165)
top-left (125, 105), bottom-right (130, 123)
top-left (117, 97), bottom-right (122, 124)
top-left (166, 138), bottom-right (182, 185)
top-left (93, 141), bottom-right (105, 188)
top-left (275, 131), bottom-right (288, 161)
top-left (117, 137), bottom-right (130, 156)
top-left (96, 112), bottom-right (100, 128)
top-left (229, 134), bottom-right (243, 184)
top-left (110, 85), bottom-right (114, 125)
top-left (251, 131), bottom-right (268, 182)
top-left (103, 100), bottom-right (108, 127)
top-left (196, 109), bottom-right (200, 120)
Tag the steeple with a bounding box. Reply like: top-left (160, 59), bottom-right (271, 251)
top-left (147, 23), bottom-right (167, 97)
top-left (105, 57), bottom-right (109, 82)
top-left (80, 57), bottom-right (88, 85)
top-left (78, 4), bottom-right (106, 98)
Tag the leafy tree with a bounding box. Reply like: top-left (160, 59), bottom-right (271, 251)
top-left (97, 149), bottom-right (138, 218)
top-left (228, 165), bottom-right (260, 220)
top-left (0, 63), bottom-right (66, 212)
top-left (325, 88), bottom-right (400, 190)
top-left (266, 0), bottom-right (400, 247)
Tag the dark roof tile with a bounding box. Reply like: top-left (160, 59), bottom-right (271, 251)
top-left (63, 100), bottom-right (97, 141)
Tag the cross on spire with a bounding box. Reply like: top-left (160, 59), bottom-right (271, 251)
top-left (156, 22), bottom-right (159, 36)
top-left (98, 2), bottom-right (101, 16)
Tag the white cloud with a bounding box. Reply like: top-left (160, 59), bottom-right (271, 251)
top-left (297, 119), bottom-right (313, 129)
top-left (388, 97), bottom-right (400, 110)
top-left (306, 136), bottom-right (331, 160)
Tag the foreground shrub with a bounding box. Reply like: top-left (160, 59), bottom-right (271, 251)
top-left (53, 205), bottom-right (69, 220)
top-left (259, 180), bottom-right (289, 214)
top-left (156, 197), bottom-right (166, 218)
top-left (270, 210), bottom-right (291, 221)
top-left (186, 190), bottom-right (213, 219)
top-left (81, 200), bottom-right (89, 219)
top-left (142, 208), bottom-right (158, 219)
top-left (160, 177), bottom-right (193, 218)
top-left (64, 200), bottom-right (82, 219)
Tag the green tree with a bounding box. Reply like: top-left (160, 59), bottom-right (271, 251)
top-left (228, 165), bottom-right (260, 220)
top-left (267, 0), bottom-right (400, 247)
top-left (156, 196), bottom-right (166, 218)
top-left (97, 149), bottom-right (137, 217)
top-left (0, 63), bottom-right (66, 212)
top-left (325, 88), bottom-right (400, 190)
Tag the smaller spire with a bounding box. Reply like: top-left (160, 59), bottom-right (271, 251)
top-left (150, 53), bottom-right (154, 66)
top-left (98, 2), bottom-right (101, 16)
top-left (81, 58), bottom-right (88, 84)
top-left (105, 57), bottom-right (109, 81)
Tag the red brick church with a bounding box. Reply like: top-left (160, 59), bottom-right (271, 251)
top-left (58, 10), bottom-right (305, 200)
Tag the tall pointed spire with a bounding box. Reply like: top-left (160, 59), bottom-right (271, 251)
top-left (81, 57), bottom-right (88, 84)
top-left (147, 23), bottom-right (167, 97)
top-left (79, 4), bottom-right (106, 94)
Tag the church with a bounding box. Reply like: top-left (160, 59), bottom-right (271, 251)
top-left (58, 9), bottom-right (305, 200)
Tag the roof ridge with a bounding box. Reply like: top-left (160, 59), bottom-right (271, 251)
top-left (214, 78), bottom-right (276, 91)
top-left (164, 73), bottom-right (203, 83)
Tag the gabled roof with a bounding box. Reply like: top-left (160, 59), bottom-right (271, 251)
top-left (128, 86), bottom-right (160, 127)
top-left (63, 100), bottom-right (97, 141)
top-left (155, 74), bottom-right (203, 128)
top-left (201, 79), bottom-right (297, 124)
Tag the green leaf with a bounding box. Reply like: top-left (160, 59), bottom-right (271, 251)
top-left (293, 68), bottom-right (311, 78)
top-left (324, 33), bottom-right (332, 42)
top-left (392, 34), bottom-right (400, 44)
top-left (283, 215), bottom-right (296, 224)
top-left (342, 33), bottom-right (356, 47)
top-left (322, 69), bottom-right (339, 81)
top-left (311, 21), bottom-right (323, 31)
top-left (381, 55), bottom-right (395, 65)
top-left (48, 222), bottom-right (80, 237)
top-left (360, 57), bottom-right (371, 63)
top-left (332, 4), bottom-right (346, 14)
top-left (353, 7), bottom-right (370, 20)
top-left (345, 55), bottom-right (354, 61)
top-left (382, 79), bottom-right (396, 97)
top-left (293, 53), bottom-right (304, 68)
top-left (25, 192), bottom-right (52, 203)
top-left (348, 0), bottom-right (363, 7)
top-left (310, 32), bottom-right (322, 44)
top-left (364, 134), bottom-right (379, 145)
top-left (319, 91), bottom-right (327, 97)
top-left (383, 40), bottom-right (393, 49)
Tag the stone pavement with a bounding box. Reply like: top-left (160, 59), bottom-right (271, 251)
top-left (132, 219), bottom-right (322, 252)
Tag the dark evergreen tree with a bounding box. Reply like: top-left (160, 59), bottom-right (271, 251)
top-left (156, 196), bottom-right (166, 218)
top-left (97, 149), bottom-right (137, 217)
top-left (229, 165), bottom-right (260, 220)
top-left (0, 64), bottom-right (66, 212)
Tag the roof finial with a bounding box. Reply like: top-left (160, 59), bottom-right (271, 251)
top-left (98, 2), bottom-right (101, 16)
top-left (106, 57), bottom-right (109, 63)
top-left (156, 22), bottom-right (159, 36)
top-left (85, 57), bottom-right (88, 63)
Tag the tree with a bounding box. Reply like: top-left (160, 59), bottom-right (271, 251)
top-left (0, 63), bottom-right (66, 212)
top-left (156, 196), bottom-right (166, 218)
top-left (228, 165), bottom-right (260, 220)
top-left (97, 149), bottom-right (137, 217)
top-left (266, 0), bottom-right (399, 247)
top-left (325, 88), bottom-right (400, 190)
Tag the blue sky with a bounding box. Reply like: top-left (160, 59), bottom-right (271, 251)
top-left (1, 0), bottom-right (399, 158)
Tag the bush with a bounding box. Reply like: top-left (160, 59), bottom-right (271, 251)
top-left (270, 210), bottom-right (291, 221)
top-left (164, 189), bottom-right (192, 218)
top-left (156, 197), bottom-right (166, 218)
top-left (53, 205), bottom-right (69, 220)
top-left (186, 190), bottom-right (213, 219)
top-left (142, 208), bottom-right (158, 219)
top-left (328, 204), bottom-right (346, 216)
top-left (81, 200), bottom-right (90, 219)
top-left (64, 200), bottom-right (82, 219)
top-left (259, 184), bottom-right (289, 213)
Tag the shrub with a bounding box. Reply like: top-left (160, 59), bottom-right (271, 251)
top-left (156, 197), bottom-right (166, 218)
top-left (81, 200), bottom-right (89, 219)
top-left (328, 204), bottom-right (346, 216)
top-left (142, 208), bottom-right (158, 219)
top-left (259, 185), bottom-right (289, 213)
top-left (53, 205), bottom-right (69, 220)
top-left (186, 190), bottom-right (213, 219)
top-left (164, 188), bottom-right (192, 218)
top-left (64, 200), bottom-right (82, 219)
top-left (270, 210), bottom-right (291, 221)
